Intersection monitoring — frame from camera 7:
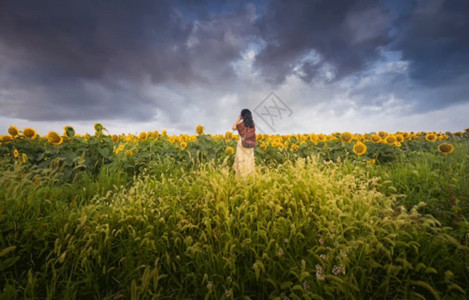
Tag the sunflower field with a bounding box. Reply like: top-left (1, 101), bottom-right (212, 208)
top-left (1, 124), bottom-right (469, 299)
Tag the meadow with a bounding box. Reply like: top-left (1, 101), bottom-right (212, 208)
top-left (0, 124), bottom-right (468, 299)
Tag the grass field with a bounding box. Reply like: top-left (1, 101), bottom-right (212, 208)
top-left (1, 124), bottom-right (468, 299)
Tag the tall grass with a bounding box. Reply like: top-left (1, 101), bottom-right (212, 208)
top-left (1, 156), bottom-right (468, 299)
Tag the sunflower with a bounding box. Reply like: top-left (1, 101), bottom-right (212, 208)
top-left (378, 131), bottom-right (387, 138)
top-left (180, 141), bottom-right (187, 150)
top-left (438, 143), bottom-right (454, 155)
top-left (63, 126), bottom-right (75, 138)
top-left (260, 142), bottom-right (267, 151)
top-left (340, 132), bottom-right (353, 143)
top-left (425, 133), bottom-right (437, 142)
top-left (23, 127), bottom-right (38, 139)
top-left (370, 134), bottom-right (381, 143)
top-left (118, 144), bottom-right (125, 152)
top-left (225, 131), bottom-right (233, 140)
top-left (47, 131), bottom-right (63, 145)
top-left (394, 142), bottom-right (402, 147)
top-left (8, 125), bottom-right (19, 136)
top-left (13, 149), bottom-right (19, 158)
top-left (94, 123), bottom-right (104, 133)
top-left (465, 128), bottom-right (469, 133)
top-left (395, 134), bottom-right (404, 143)
top-left (1, 135), bottom-right (12, 142)
top-left (139, 132), bottom-right (148, 141)
top-left (21, 153), bottom-right (28, 163)
top-left (353, 141), bottom-right (367, 156)
top-left (112, 135), bottom-right (119, 143)
top-left (290, 144), bottom-right (299, 153)
top-left (385, 134), bottom-right (397, 144)
top-left (196, 125), bottom-right (204, 136)
top-left (161, 130), bottom-right (167, 136)
top-left (125, 150), bottom-right (133, 157)
top-left (439, 134), bottom-right (448, 141)
top-left (225, 146), bottom-right (234, 155)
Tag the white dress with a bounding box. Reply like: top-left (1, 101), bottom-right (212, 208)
top-left (234, 131), bottom-right (256, 178)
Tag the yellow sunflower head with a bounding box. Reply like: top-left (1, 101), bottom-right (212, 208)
top-left (438, 143), bottom-right (454, 155)
top-left (8, 125), bottom-right (19, 136)
top-left (139, 132), bottom-right (148, 141)
top-left (21, 153), bottom-right (28, 163)
top-left (353, 141), bottom-right (367, 156)
top-left (290, 143), bottom-right (299, 153)
top-left (112, 135), bottom-right (119, 143)
top-left (395, 134), bottom-right (404, 143)
top-left (260, 142), bottom-right (267, 151)
top-left (23, 127), bottom-right (37, 139)
top-left (125, 150), bottom-right (133, 157)
top-left (340, 132), bottom-right (353, 143)
top-left (180, 141), bottom-right (188, 150)
top-left (378, 131), bottom-right (387, 138)
top-left (196, 124), bottom-right (204, 136)
top-left (225, 146), bottom-right (234, 155)
top-left (370, 134), bottom-right (381, 144)
top-left (13, 149), bottom-right (19, 158)
top-left (1, 135), bottom-right (13, 142)
top-left (225, 131), bottom-right (233, 140)
top-left (63, 126), bottom-right (75, 138)
top-left (394, 141), bottom-right (402, 147)
top-left (161, 129), bottom-right (167, 136)
top-left (47, 131), bottom-right (63, 145)
top-left (385, 134), bottom-right (397, 144)
top-left (94, 123), bottom-right (104, 133)
top-left (425, 133), bottom-right (437, 142)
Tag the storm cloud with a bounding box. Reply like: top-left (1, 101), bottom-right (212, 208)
top-left (0, 0), bottom-right (468, 132)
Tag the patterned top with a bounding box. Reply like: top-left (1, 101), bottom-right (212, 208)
top-left (236, 121), bottom-right (256, 147)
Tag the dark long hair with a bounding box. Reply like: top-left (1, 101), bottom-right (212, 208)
top-left (241, 109), bottom-right (255, 128)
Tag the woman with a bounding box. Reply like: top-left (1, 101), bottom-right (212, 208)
top-left (232, 109), bottom-right (256, 178)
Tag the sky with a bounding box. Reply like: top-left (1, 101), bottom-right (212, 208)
top-left (1, 0), bottom-right (468, 136)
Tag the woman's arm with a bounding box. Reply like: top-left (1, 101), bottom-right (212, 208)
top-left (232, 116), bottom-right (242, 131)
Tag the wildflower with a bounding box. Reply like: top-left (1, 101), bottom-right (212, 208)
top-left (206, 281), bottom-right (213, 290)
top-left (13, 149), bottom-right (19, 158)
top-left (332, 265), bottom-right (345, 276)
top-left (319, 237), bottom-right (324, 245)
top-left (340, 132), bottom-right (353, 143)
top-left (320, 254), bottom-right (327, 260)
top-left (353, 141), bottom-right (367, 156)
top-left (225, 146), bottom-right (234, 155)
top-left (277, 247), bottom-right (284, 257)
top-left (21, 153), bottom-right (28, 163)
top-left (196, 124), bottom-right (204, 135)
top-left (225, 289), bottom-right (232, 297)
top-left (63, 126), bottom-right (75, 138)
top-left (94, 123), bottom-right (104, 133)
top-left (23, 127), bottom-right (37, 139)
top-left (8, 125), bottom-right (19, 136)
top-left (303, 281), bottom-right (311, 291)
top-left (315, 264), bottom-right (325, 281)
top-left (438, 143), bottom-right (454, 155)
top-left (181, 141), bottom-right (187, 151)
top-left (47, 131), bottom-right (63, 145)
top-left (425, 133), bottom-right (437, 142)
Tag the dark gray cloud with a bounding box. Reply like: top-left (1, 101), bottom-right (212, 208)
top-left (0, 0), bottom-right (468, 125)
top-left (253, 0), bottom-right (392, 85)
top-left (0, 0), bottom-right (256, 121)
